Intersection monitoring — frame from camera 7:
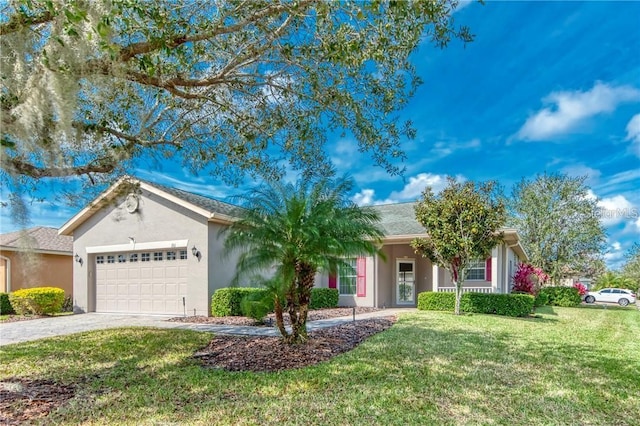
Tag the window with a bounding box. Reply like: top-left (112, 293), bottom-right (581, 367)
top-left (141, 253), bottom-right (150, 262)
top-left (179, 250), bottom-right (188, 260)
top-left (96, 256), bottom-right (104, 264)
top-left (118, 254), bottom-right (126, 263)
top-left (466, 259), bottom-right (486, 280)
top-left (339, 258), bottom-right (357, 295)
top-left (129, 253), bottom-right (138, 262)
top-left (166, 251), bottom-right (176, 261)
top-left (107, 255), bottom-right (115, 264)
top-left (154, 252), bottom-right (163, 261)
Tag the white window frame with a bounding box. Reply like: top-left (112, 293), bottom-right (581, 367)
top-left (466, 258), bottom-right (486, 281)
top-left (338, 258), bottom-right (357, 295)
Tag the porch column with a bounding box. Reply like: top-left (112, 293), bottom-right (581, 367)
top-left (432, 264), bottom-right (440, 292)
top-left (491, 247), bottom-right (498, 293)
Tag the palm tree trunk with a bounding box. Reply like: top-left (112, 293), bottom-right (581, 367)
top-left (273, 298), bottom-right (289, 340)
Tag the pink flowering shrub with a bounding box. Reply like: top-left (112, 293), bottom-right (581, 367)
top-left (512, 263), bottom-right (550, 295)
top-left (573, 282), bottom-right (588, 296)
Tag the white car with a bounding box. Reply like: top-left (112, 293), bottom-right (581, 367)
top-left (584, 288), bottom-right (637, 306)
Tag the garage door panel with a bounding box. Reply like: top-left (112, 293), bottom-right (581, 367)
top-left (95, 250), bottom-right (188, 315)
top-left (152, 267), bottom-right (165, 279)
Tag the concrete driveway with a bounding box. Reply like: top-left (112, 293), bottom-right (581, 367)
top-left (0, 313), bottom-right (191, 346)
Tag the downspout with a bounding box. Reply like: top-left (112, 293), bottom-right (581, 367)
top-left (0, 255), bottom-right (10, 292)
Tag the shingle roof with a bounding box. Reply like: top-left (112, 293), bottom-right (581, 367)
top-left (0, 226), bottom-right (73, 253)
top-left (371, 202), bottom-right (426, 236)
top-left (140, 179), bottom-right (244, 218)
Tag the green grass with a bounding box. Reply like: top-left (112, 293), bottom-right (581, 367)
top-left (1, 307), bottom-right (639, 425)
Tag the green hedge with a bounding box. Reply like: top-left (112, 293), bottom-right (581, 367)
top-left (534, 291), bottom-right (550, 307)
top-left (417, 291), bottom-right (534, 317)
top-left (309, 288), bottom-right (339, 310)
top-left (0, 292), bottom-right (15, 315)
top-left (8, 287), bottom-right (65, 315)
top-left (211, 288), bottom-right (265, 317)
top-left (538, 286), bottom-right (581, 307)
top-left (417, 291), bottom-right (455, 311)
top-left (212, 287), bottom-right (340, 317)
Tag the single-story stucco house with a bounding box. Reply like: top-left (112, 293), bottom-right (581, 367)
top-left (0, 226), bottom-right (73, 295)
top-left (59, 177), bottom-right (527, 315)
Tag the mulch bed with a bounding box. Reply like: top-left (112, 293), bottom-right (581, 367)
top-left (0, 378), bottom-right (76, 425)
top-left (194, 316), bottom-right (396, 372)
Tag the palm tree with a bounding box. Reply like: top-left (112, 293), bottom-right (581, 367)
top-left (222, 176), bottom-right (384, 344)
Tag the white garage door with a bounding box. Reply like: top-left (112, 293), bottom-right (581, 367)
top-left (95, 249), bottom-right (188, 315)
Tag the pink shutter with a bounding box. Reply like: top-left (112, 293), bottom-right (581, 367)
top-left (356, 257), bottom-right (366, 297)
top-left (328, 274), bottom-right (337, 289)
top-left (486, 258), bottom-right (492, 282)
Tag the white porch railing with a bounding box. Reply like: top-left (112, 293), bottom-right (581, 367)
top-left (437, 287), bottom-right (493, 294)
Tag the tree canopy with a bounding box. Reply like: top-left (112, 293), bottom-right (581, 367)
top-left (1, 0), bottom-right (471, 191)
top-left (412, 178), bottom-right (506, 314)
top-left (509, 173), bottom-right (606, 284)
top-left (222, 175), bottom-right (384, 343)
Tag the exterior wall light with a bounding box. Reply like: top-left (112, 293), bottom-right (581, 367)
top-left (191, 245), bottom-right (201, 260)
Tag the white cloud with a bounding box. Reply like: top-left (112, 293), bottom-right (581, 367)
top-left (352, 173), bottom-right (464, 206)
top-left (612, 241), bottom-right (622, 251)
top-left (352, 189), bottom-right (376, 206)
top-left (429, 138), bottom-right (481, 160)
top-left (331, 139), bottom-right (360, 171)
top-left (387, 173), bottom-right (448, 202)
top-left (597, 194), bottom-right (636, 226)
top-left (625, 113), bottom-right (640, 157)
top-left (517, 82), bottom-right (640, 141)
top-left (561, 164), bottom-right (601, 185)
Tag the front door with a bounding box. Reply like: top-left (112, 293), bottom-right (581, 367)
top-left (397, 259), bottom-right (415, 305)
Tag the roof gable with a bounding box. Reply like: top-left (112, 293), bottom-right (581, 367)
top-left (58, 176), bottom-right (242, 236)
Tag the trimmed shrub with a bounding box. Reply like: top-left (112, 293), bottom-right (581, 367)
top-left (240, 290), bottom-right (274, 321)
top-left (9, 287), bottom-right (65, 315)
top-left (0, 292), bottom-right (15, 315)
top-left (417, 291), bottom-right (534, 317)
top-left (417, 291), bottom-right (455, 311)
top-left (309, 288), bottom-right (339, 310)
top-left (211, 287), bottom-right (265, 317)
top-left (534, 291), bottom-right (550, 307)
top-left (539, 286), bottom-right (581, 307)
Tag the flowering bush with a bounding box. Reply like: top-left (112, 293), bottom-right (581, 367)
top-left (512, 263), bottom-right (550, 295)
top-left (573, 282), bottom-right (588, 296)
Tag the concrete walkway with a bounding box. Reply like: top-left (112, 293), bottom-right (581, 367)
top-left (0, 308), bottom-right (414, 346)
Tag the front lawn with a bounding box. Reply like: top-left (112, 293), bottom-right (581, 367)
top-left (1, 307), bottom-right (638, 425)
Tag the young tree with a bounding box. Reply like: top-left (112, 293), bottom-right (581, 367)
top-left (621, 243), bottom-right (640, 291)
top-left (222, 176), bottom-right (383, 343)
top-left (1, 0), bottom-right (471, 188)
top-left (411, 178), bottom-right (506, 315)
top-left (509, 173), bottom-right (606, 285)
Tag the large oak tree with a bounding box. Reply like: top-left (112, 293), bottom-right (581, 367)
top-left (509, 173), bottom-right (606, 284)
top-left (1, 0), bottom-right (471, 190)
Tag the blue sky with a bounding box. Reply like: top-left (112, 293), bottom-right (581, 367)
top-left (2, 1), bottom-right (639, 269)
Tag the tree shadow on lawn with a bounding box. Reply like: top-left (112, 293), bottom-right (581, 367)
top-left (1, 321), bottom-right (637, 425)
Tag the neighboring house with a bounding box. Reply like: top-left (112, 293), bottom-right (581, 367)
top-left (316, 203), bottom-right (528, 308)
top-left (60, 177), bottom-right (528, 315)
top-left (0, 226), bottom-right (73, 295)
